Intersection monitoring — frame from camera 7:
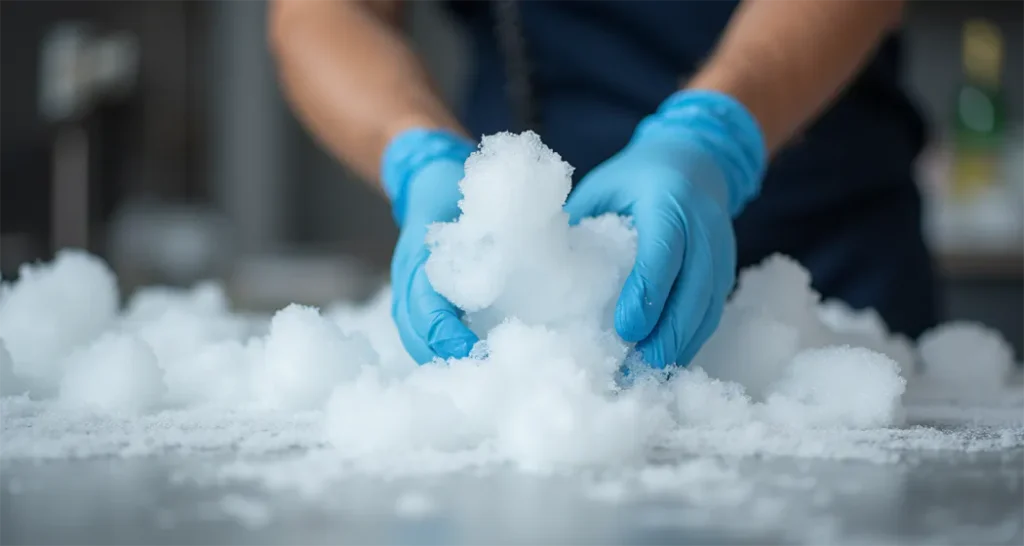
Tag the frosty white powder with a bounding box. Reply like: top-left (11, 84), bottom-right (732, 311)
top-left (0, 339), bottom-right (24, 397)
top-left (59, 332), bottom-right (166, 415)
top-left (763, 346), bottom-right (906, 429)
top-left (258, 304), bottom-right (376, 411)
top-left (0, 250), bottom-right (119, 393)
top-left (918, 321), bottom-right (1016, 390)
top-left (0, 131), bottom-right (1020, 480)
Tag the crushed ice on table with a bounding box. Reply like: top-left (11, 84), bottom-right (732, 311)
top-left (1, 132), bottom-right (1021, 518)
top-left (918, 321), bottom-right (1016, 391)
top-left (0, 338), bottom-right (23, 397)
top-left (59, 332), bottom-right (166, 415)
top-left (0, 251), bottom-right (119, 396)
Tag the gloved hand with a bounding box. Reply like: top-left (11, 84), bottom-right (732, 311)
top-left (564, 90), bottom-right (767, 368)
top-left (382, 128), bottom-right (479, 364)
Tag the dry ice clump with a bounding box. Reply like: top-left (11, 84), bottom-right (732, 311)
top-left (0, 132), bottom-right (1019, 474)
top-left (918, 321), bottom-right (1016, 390)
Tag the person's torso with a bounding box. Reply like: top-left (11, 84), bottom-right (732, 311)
top-left (448, 0), bottom-right (928, 215)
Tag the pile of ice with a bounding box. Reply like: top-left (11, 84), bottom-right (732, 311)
top-left (1, 132), bottom-right (1020, 474)
top-left (918, 322), bottom-right (1017, 391)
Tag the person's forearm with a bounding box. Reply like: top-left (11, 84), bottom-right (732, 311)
top-left (687, 0), bottom-right (904, 155)
top-left (268, 0), bottom-right (465, 191)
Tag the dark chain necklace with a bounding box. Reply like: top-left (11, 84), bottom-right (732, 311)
top-left (492, 0), bottom-right (540, 133)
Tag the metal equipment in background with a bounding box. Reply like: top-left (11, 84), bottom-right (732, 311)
top-left (38, 22), bottom-right (139, 254)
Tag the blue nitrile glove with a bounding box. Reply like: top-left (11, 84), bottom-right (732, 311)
top-left (382, 128), bottom-right (480, 364)
top-left (564, 90), bottom-right (767, 368)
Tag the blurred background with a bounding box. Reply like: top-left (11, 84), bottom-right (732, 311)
top-left (1, 0), bottom-right (1021, 353)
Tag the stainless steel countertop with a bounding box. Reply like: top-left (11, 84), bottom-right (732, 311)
top-left (2, 443), bottom-right (1021, 545)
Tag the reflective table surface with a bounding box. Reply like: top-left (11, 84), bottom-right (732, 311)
top-left (3, 446), bottom-right (1022, 545)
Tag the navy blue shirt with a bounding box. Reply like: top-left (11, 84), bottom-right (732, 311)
top-left (448, 0), bottom-right (938, 337)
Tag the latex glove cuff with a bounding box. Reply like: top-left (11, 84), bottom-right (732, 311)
top-left (633, 90), bottom-right (768, 217)
top-left (381, 128), bottom-right (476, 226)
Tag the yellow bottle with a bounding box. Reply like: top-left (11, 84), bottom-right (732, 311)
top-left (951, 19), bottom-right (1005, 201)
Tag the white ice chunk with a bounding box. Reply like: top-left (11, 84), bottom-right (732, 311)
top-left (819, 299), bottom-right (916, 375)
top-left (425, 132), bottom-right (576, 312)
top-left (58, 332), bottom-right (165, 414)
top-left (124, 281), bottom-right (229, 323)
top-left (258, 304), bottom-right (376, 411)
top-left (672, 366), bottom-right (753, 427)
top-left (918, 322), bottom-right (1015, 390)
top-left (426, 131), bottom-right (635, 333)
top-left (764, 346), bottom-right (906, 429)
top-left (729, 254), bottom-right (833, 347)
top-left (693, 307), bottom-right (802, 402)
top-left (123, 282), bottom-right (250, 371)
top-left (0, 250), bottom-right (119, 391)
top-left (693, 254), bottom-right (841, 401)
top-left (0, 339), bottom-right (25, 397)
top-left (325, 366), bottom-right (478, 459)
top-left (162, 339), bottom-right (256, 407)
top-left (326, 287), bottom-right (416, 377)
top-left (485, 320), bottom-right (668, 473)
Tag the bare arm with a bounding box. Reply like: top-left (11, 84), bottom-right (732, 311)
top-left (688, 0), bottom-right (904, 155)
top-left (268, 0), bottom-right (465, 193)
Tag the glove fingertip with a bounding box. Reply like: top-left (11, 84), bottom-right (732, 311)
top-left (435, 338), bottom-right (474, 360)
top-left (429, 318), bottom-right (479, 361)
top-left (614, 276), bottom-right (655, 342)
top-left (614, 306), bottom-right (643, 343)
